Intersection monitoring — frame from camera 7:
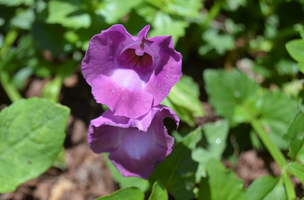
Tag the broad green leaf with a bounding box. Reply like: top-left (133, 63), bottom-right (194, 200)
top-left (97, 0), bottom-right (143, 24)
top-left (136, 3), bottom-right (189, 45)
top-left (168, 75), bottom-right (204, 117)
top-left (149, 143), bottom-right (198, 200)
top-left (257, 91), bottom-right (298, 149)
top-left (286, 39), bottom-right (304, 62)
top-left (198, 159), bottom-right (245, 200)
top-left (46, 0), bottom-right (91, 29)
top-left (95, 187), bottom-right (144, 200)
top-left (204, 69), bottom-right (259, 123)
top-left (192, 120), bottom-right (229, 180)
top-left (288, 162), bottom-right (304, 185)
top-left (0, 98), bottom-right (70, 193)
top-left (243, 176), bottom-right (286, 200)
top-left (148, 181), bottom-right (168, 200)
top-left (284, 113), bottom-right (304, 160)
top-left (104, 154), bottom-right (149, 193)
top-left (145, 0), bottom-right (202, 18)
top-left (0, 0), bottom-right (33, 6)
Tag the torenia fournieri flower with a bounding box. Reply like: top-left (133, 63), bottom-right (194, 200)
top-left (88, 105), bottom-right (179, 179)
top-left (82, 24), bottom-right (182, 118)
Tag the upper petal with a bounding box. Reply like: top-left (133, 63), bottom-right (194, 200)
top-left (82, 24), bottom-right (135, 86)
top-left (82, 24), bottom-right (182, 118)
top-left (145, 35), bottom-right (183, 106)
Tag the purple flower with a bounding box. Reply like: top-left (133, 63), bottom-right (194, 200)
top-left (88, 105), bottom-right (179, 179)
top-left (82, 24), bottom-right (182, 118)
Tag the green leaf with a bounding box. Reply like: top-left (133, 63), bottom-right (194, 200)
top-left (204, 69), bottom-right (259, 123)
top-left (145, 0), bottom-right (202, 18)
top-left (257, 91), bottom-right (298, 149)
top-left (10, 8), bottom-right (35, 30)
top-left (42, 75), bottom-right (63, 102)
top-left (284, 113), bottom-right (304, 160)
top-left (0, 0), bottom-right (33, 6)
top-left (95, 187), bottom-right (144, 200)
top-left (286, 39), bottom-right (304, 62)
top-left (136, 3), bottom-right (189, 45)
top-left (198, 159), bottom-right (245, 200)
top-left (298, 61), bottom-right (304, 74)
top-left (177, 126), bottom-right (203, 149)
top-left (0, 98), bottom-right (70, 193)
top-left (161, 97), bottom-right (195, 126)
top-left (288, 162), bottom-right (304, 185)
top-left (149, 143), bottom-right (198, 200)
top-left (148, 181), bottom-right (168, 200)
top-left (243, 176), bottom-right (286, 200)
top-left (275, 59), bottom-right (298, 76)
top-left (46, 0), bottom-right (91, 29)
top-left (192, 120), bottom-right (229, 180)
top-left (200, 28), bottom-right (234, 55)
top-left (97, 0), bottom-right (143, 24)
top-left (104, 154), bottom-right (149, 193)
top-left (168, 75), bottom-right (204, 117)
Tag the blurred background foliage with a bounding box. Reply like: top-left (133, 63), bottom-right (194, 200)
top-left (2, 0), bottom-right (304, 199)
top-left (1, 0), bottom-right (304, 119)
top-left (0, 1), bottom-right (302, 89)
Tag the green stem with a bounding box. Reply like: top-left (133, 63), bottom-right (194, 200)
top-left (0, 29), bottom-right (21, 103)
top-left (0, 71), bottom-right (22, 102)
top-left (282, 169), bottom-right (296, 200)
top-left (201, 0), bottom-right (223, 30)
top-left (251, 120), bottom-right (295, 200)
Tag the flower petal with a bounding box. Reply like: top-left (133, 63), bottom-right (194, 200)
top-left (88, 106), bottom-right (179, 179)
top-left (145, 36), bottom-right (183, 106)
top-left (91, 71), bottom-right (154, 118)
top-left (82, 24), bottom-right (182, 118)
top-left (82, 24), bottom-right (134, 86)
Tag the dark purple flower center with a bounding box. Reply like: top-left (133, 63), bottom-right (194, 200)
top-left (119, 49), bottom-right (153, 71)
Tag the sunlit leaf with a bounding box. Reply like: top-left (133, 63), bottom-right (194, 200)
top-left (46, 0), bottom-right (91, 29)
top-left (97, 0), bottom-right (143, 24)
top-left (95, 187), bottom-right (144, 200)
top-left (0, 0), bottom-right (33, 6)
top-left (286, 39), bottom-right (304, 62)
top-left (168, 75), bottom-right (204, 117)
top-left (192, 120), bottom-right (229, 180)
top-left (148, 181), bottom-right (168, 200)
top-left (145, 0), bottom-right (202, 18)
top-left (204, 69), bottom-right (259, 123)
top-left (136, 3), bottom-right (189, 45)
top-left (257, 91), bottom-right (298, 149)
top-left (0, 98), bottom-right (69, 193)
top-left (198, 159), bottom-right (245, 200)
top-left (10, 9), bottom-right (35, 30)
top-left (288, 162), bottom-right (304, 185)
top-left (284, 113), bottom-right (304, 160)
top-left (243, 176), bottom-right (286, 200)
